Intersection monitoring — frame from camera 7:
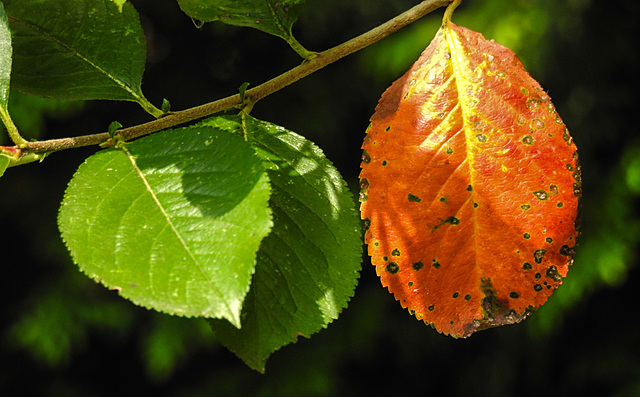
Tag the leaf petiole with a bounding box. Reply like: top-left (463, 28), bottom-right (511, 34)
top-left (0, 106), bottom-right (28, 148)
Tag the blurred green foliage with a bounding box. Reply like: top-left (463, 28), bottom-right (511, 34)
top-left (1, 0), bottom-right (639, 395)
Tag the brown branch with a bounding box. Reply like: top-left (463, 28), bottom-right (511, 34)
top-left (22, 0), bottom-right (452, 154)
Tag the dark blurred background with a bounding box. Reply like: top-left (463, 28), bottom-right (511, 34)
top-left (2, 0), bottom-right (639, 395)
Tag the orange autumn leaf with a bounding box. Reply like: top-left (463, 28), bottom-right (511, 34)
top-left (359, 21), bottom-right (581, 338)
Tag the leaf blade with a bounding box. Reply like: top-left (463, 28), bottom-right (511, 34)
top-left (4, 0), bottom-right (160, 115)
top-left (176, 0), bottom-right (305, 40)
top-left (59, 126), bottom-right (273, 326)
top-left (205, 115), bottom-right (362, 371)
top-left (0, 2), bottom-right (11, 109)
top-left (360, 22), bottom-right (581, 337)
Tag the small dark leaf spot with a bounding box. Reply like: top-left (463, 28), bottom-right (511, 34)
top-left (361, 151), bottom-right (371, 164)
top-left (476, 134), bottom-right (487, 142)
top-left (385, 262), bottom-right (400, 274)
top-left (522, 135), bottom-right (534, 145)
top-left (533, 190), bottom-right (548, 200)
top-left (473, 202), bottom-right (479, 208)
top-left (557, 202), bottom-right (564, 208)
top-left (407, 194), bottom-right (422, 203)
top-left (391, 248), bottom-right (401, 256)
top-left (413, 261), bottom-right (424, 271)
top-left (534, 284), bottom-right (543, 292)
top-left (374, 242), bottom-right (379, 246)
top-left (521, 204), bottom-right (531, 211)
top-left (359, 178), bottom-right (369, 191)
top-left (382, 160), bottom-right (388, 166)
top-left (522, 262), bottom-right (533, 270)
top-left (466, 185), bottom-right (473, 192)
top-left (523, 233), bottom-right (531, 239)
top-left (428, 305), bottom-right (435, 311)
top-left (566, 164), bottom-right (574, 171)
top-left (533, 248), bottom-right (547, 264)
top-left (464, 294), bottom-right (472, 301)
top-left (432, 259), bottom-right (441, 268)
top-left (559, 245), bottom-right (575, 256)
top-left (439, 196), bottom-right (447, 202)
top-left (573, 183), bottom-right (582, 197)
top-left (408, 281), bottom-right (414, 287)
top-left (535, 272), bottom-right (542, 280)
top-left (382, 256), bottom-right (388, 261)
top-left (432, 216), bottom-right (460, 231)
top-left (363, 218), bottom-right (371, 231)
top-left (549, 184), bottom-right (559, 195)
top-left (385, 125), bottom-right (391, 132)
top-left (546, 265), bottom-right (562, 282)
top-left (509, 291), bottom-right (519, 299)
top-left (446, 147), bottom-right (453, 154)
top-left (546, 237), bottom-right (553, 244)
top-left (452, 292), bottom-right (460, 298)
top-left (563, 128), bottom-right (573, 144)
top-left (358, 192), bottom-right (368, 202)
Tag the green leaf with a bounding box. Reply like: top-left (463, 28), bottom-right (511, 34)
top-left (204, 115), bottom-right (362, 372)
top-left (4, 0), bottom-right (161, 117)
top-left (58, 126), bottom-right (273, 327)
top-left (176, 0), bottom-right (313, 58)
top-left (0, 2), bottom-right (11, 109)
top-left (0, 153), bottom-right (9, 177)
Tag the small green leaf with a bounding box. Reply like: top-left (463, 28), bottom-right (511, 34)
top-left (161, 98), bottom-right (171, 114)
top-left (204, 115), bottom-right (362, 371)
top-left (58, 126), bottom-right (273, 327)
top-left (4, 0), bottom-right (161, 117)
top-left (238, 82), bottom-right (250, 104)
top-left (176, 0), bottom-right (313, 58)
top-left (108, 121), bottom-right (123, 137)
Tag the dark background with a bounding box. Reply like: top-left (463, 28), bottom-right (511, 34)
top-left (2, 0), bottom-right (639, 395)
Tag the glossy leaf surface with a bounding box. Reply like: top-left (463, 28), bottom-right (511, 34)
top-left (4, 0), bottom-right (160, 116)
top-left (360, 22), bottom-right (581, 337)
top-left (176, 0), bottom-right (305, 40)
top-left (205, 115), bottom-right (362, 372)
top-left (59, 126), bottom-right (272, 327)
top-left (0, 2), bottom-right (10, 109)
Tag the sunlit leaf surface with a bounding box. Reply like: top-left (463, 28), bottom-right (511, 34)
top-left (360, 22), bottom-right (581, 337)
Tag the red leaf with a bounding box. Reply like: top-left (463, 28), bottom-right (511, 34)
top-left (360, 22), bottom-right (581, 338)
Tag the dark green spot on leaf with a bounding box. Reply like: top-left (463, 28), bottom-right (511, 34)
top-left (385, 262), bottom-right (400, 274)
top-left (533, 190), bottom-right (548, 200)
top-left (534, 249), bottom-right (547, 264)
top-left (407, 194), bottom-right (422, 203)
